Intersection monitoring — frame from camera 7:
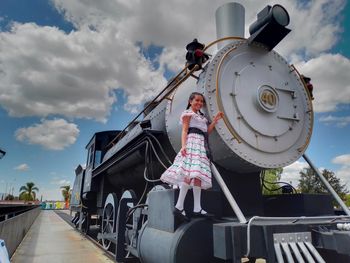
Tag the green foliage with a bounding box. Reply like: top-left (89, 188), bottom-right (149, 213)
top-left (5, 194), bottom-right (14, 200)
top-left (345, 194), bottom-right (350, 207)
top-left (298, 168), bottom-right (348, 204)
top-left (60, 185), bottom-right (71, 202)
top-left (261, 168), bottom-right (283, 195)
top-left (19, 182), bottom-right (39, 201)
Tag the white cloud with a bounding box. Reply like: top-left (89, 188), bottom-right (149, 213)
top-left (296, 54), bottom-right (350, 112)
top-left (0, 0), bottom-right (346, 121)
top-left (280, 160), bottom-right (309, 186)
top-left (0, 22), bottom-right (166, 120)
top-left (319, 115), bottom-right (350, 127)
top-left (51, 179), bottom-right (71, 185)
top-left (332, 154), bottom-right (350, 167)
top-left (15, 118), bottom-right (79, 150)
top-left (14, 163), bottom-right (30, 171)
top-left (274, 0), bottom-right (345, 58)
top-left (332, 154), bottom-right (350, 187)
top-left (52, 0), bottom-right (345, 57)
top-left (40, 187), bottom-right (65, 201)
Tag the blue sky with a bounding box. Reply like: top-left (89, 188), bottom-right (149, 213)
top-left (0, 0), bottom-right (349, 200)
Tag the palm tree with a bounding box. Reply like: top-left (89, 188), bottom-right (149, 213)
top-left (19, 182), bottom-right (39, 201)
top-left (61, 185), bottom-right (71, 208)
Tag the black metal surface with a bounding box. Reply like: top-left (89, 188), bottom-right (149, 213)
top-left (248, 4), bottom-right (291, 50)
top-left (248, 21), bottom-right (291, 51)
top-left (213, 218), bottom-right (350, 262)
top-left (215, 165), bottom-right (264, 217)
top-left (139, 218), bottom-right (215, 263)
top-left (264, 194), bottom-right (334, 217)
top-left (313, 229), bottom-right (350, 258)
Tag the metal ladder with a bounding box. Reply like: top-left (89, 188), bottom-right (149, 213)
top-left (273, 232), bottom-right (326, 263)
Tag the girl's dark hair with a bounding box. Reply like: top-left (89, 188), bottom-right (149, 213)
top-left (186, 92), bottom-right (206, 115)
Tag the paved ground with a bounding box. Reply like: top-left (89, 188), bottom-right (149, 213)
top-left (11, 209), bottom-right (266, 263)
top-left (11, 210), bottom-right (113, 263)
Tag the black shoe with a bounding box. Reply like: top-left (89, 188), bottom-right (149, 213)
top-left (173, 208), bottom-right (190, 222)
top-left (192, 209), bottom-right (214, 218)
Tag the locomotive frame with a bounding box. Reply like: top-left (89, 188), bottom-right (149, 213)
top-left (70, 3), bottom-right (350, 263)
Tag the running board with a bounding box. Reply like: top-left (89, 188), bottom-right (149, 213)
top-left (273, 232), bottom-right (326, 263)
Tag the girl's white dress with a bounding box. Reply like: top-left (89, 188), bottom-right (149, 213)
top-left (160, 109), bottom-right (212, 189)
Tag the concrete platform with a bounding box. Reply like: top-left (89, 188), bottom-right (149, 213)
top-left (11, 210), bottom-right (113, 263)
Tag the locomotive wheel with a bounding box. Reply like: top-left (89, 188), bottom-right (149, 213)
top-left (121, 189), bottom-right (137, 210)
top-left (101, 193), bottom-right (118, 250)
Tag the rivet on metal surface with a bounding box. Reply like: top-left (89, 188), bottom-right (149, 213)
top-left (268, 65), bottom-right (272, 71)
top-left (234, 72), bottom-right (240, 76)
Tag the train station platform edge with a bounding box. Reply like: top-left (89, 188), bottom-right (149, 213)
top-left (11, 210), bottom-right (113, 263)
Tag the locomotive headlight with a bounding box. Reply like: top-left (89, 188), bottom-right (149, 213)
top-left (248, 4), bottom-right (291, 50)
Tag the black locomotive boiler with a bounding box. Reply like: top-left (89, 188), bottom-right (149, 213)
top-left (70, 3), bottom-right (350, 263)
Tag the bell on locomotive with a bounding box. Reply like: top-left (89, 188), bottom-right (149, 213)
top-left (70, 2), bottom-right (350, 263)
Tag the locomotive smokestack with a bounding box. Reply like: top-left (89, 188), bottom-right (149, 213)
top-left (215, 2), bottom-right (245, 49)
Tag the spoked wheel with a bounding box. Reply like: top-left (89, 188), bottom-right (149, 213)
top-left (119, 190), bottom-right (138, 259)
top-left (101, 193), bottom-right (118, 251)
top-left (121, 189), bottom-right (137, 211)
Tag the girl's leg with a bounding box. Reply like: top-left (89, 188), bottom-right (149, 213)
top-left (193, 178), bottom-right (206, 213)
top-left (175, 182), bottom-right (190, 211)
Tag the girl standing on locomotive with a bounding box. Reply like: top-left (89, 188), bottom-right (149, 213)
top-left (160, 92), bottom-right (223, 220)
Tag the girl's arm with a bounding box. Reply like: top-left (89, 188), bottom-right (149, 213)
top-left (208, 112), bottom-right (224, 134)
top-left (180, 116), bottom-right (191, 156)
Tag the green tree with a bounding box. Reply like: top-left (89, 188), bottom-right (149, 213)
top-left (19, 182), bottom-right (39, 201)
top-left (5, 194), bottom-right (14, 200)
top-left (345, 194), bottom-right (350, 207)
top-left (298, 168), bottom-right (348, 200)
top-left (261, 168), bottom-right (284, 195)
top-left (60, 185), bottom-right (71, 202)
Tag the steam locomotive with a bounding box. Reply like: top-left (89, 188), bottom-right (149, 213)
top-left (70, 3), bottom-right (350, 263)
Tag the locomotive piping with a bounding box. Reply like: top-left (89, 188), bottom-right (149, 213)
top-left (145, 131), bottom-right (172, 165)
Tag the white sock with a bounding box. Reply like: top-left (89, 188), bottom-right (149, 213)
top-left (175, 183), bottom-right (190, 211)
top-left (193, 186), bottom-right (204, 213)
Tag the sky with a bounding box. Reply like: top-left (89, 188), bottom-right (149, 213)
top-left (0, 0), bottom-right (349, 200)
